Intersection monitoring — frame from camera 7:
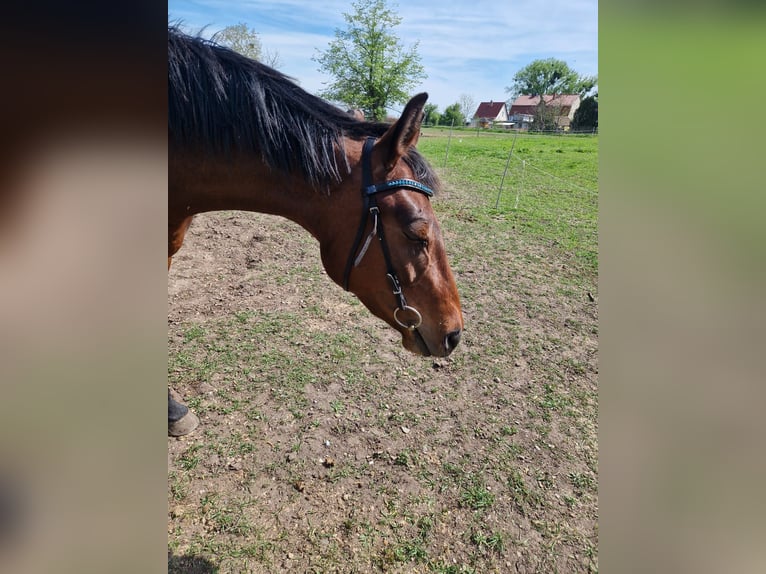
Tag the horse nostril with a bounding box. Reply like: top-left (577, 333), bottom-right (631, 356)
top-left (445, 329), bottom-right (462, 351)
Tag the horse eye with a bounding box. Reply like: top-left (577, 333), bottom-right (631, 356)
top-left (403, 230), bottom-right (428, 247)
top-left (403, 219), bottom-right (430, 247)
top-left (414, 237), bottom-right (429, 251)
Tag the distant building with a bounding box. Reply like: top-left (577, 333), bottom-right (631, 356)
top-left (471, 101), bottom-right (509, 128)
top-left (508, 94), bottom-right (581, 131)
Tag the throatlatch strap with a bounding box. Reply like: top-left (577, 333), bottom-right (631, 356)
top-left (342, 138), bottom-right (377, 290)
top-left (342, 192), bottom-right (370, 290)
top-left (353, 207), bottom-right (379, 267)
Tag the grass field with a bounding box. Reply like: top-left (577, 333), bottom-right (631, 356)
top-left (420, 127), bottom-right (597, 270)
top-left (168, 130), bottom-right (598, 573)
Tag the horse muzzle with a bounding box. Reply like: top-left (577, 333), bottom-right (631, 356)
top-left (402, 324), bottom-right (462, 358)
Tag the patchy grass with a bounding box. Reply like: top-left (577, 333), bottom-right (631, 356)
top-left (459, 482), bottom-right (496, 511)
top-left (168, 131), bottom-right (598, 573)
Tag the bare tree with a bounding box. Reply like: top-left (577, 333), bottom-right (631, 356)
top-left (213, 23), bottom-right (282, 68)
top-left (458, 94), bottom-right (476, 124)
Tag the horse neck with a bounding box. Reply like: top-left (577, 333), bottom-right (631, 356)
top-left (169, 150), bottom-right (338, 239)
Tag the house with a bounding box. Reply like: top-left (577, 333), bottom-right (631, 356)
top-left (471, 101), bottom-right (509, 128)
top-left (508, 94), bottom-right (581, 131)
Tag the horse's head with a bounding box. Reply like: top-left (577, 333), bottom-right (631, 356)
top-left (168, 31), bottom-right (461, 357)
top-left (321, 94), bottom-right (463, 357)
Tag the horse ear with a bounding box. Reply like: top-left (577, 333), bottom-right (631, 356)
top-left (375, 93), bottom-right (428, 172)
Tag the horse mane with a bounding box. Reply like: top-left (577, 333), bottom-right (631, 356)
top-left (168, 26), bottom-right (439, 194)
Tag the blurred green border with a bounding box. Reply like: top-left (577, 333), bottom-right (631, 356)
top-left (602, 8), bottom-right (766, 253)
top-left (601, 7), bottom-right (766, 574)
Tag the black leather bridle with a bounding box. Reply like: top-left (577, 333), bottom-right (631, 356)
top-left (342, 137), bottom-right (435, 331)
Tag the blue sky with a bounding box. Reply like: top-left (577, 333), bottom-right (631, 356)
top-left (168, 0), bottom-right (598, 114)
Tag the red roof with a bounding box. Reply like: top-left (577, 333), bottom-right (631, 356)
top-left (473, 101), bottom-right (506, 119)
top-left (511, 94), bottom-right (579, 107)
top-left (509, 94), bottom-right (580, 118)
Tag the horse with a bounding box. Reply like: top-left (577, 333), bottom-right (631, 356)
top-left (167, 27), bottom-right (463, 435)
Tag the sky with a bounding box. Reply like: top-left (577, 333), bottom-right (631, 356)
top-left (168, 0), bottom-right (598, 115)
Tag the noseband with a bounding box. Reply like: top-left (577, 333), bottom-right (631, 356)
top-left (342, 137), bottom-right (435, 331)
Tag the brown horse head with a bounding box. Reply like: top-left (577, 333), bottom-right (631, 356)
top-left (320, 94), bottom-right (463, 357)
top-left (167, 30), bottom-right (462, 357)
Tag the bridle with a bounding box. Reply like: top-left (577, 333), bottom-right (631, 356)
top-left (342, 137), bottom-right (435, 331)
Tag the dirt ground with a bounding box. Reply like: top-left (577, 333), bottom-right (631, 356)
top-left (168, 205), bottom-right (598, 572)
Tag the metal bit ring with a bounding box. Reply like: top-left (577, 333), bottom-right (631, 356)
top-left (394, 306), bottom-right (422, 331)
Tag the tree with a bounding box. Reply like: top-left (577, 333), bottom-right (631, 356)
top-left (534, 101), bottom-right (562, 132)
top-left (506, 58), bottom-right (596, 99)
top-left (506, 58), bottom-right (597, 131)
top-left (571, 93), bottom-right (598, 131)
top-left (313, 0), bottom-right (426, 121)
top-left (423, 103), bottom-right (440, 126)
top-left (441, 103), bottom-right (465, 127)
top-left (458, 93), bottom-right (476, 123)
top-left (213, 23), bottom-right (281, 68)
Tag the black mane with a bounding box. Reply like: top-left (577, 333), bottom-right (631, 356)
top-left (168, 26), bottom-right (439, 193)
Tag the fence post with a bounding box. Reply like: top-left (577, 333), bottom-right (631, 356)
top-left (494, 131), bottom-right (518, 209)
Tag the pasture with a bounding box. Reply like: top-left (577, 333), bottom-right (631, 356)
top-left (168, 130), bottom-right (598, 573)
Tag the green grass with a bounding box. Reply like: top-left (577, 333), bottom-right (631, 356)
top-left (459, 482), bottom-right (496, 511)
top-left (469, 529), bottom-right (506, 553)
top-left (420, 129), bottom-right (598, 274)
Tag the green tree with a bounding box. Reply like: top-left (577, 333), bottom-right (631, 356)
top-left (213, 23), bottom-right (281, 68)
top-left (531, 99), bottom-right (564, 132)
top-left (423, 103), bottom-right (440, 126)
top-left (313, 0), bottom-right (426, 121)
top-left (571, 93), bottom-right (598, 131)
top-left (506, 58), bottom-right (596, 99)
top-left (441, 103), bottom-right (465, 127)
